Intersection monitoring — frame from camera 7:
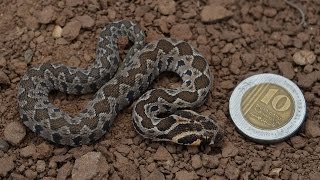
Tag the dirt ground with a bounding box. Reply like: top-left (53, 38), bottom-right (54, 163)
top-left (0, 0), bottom-right (320, 179)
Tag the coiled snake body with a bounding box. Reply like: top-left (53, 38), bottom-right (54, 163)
top-left (17, 20), bottom-right (223, 146)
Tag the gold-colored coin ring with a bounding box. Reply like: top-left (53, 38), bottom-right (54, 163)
top-left (229, 74), bottom-right (306, 143)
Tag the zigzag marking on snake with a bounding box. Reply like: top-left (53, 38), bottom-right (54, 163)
top-left (17, 20), bottom-right (223, 146)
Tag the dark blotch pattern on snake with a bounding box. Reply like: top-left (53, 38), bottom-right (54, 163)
top-left (17, 20), bottom-right (223, 146)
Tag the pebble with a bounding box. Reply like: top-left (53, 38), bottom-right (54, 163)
top-left (220, 80), bottom-right (234, 90)
top-left (115, 144), bottom-right (131, 156)
top-left (4, 121), bottom-right (26, 145)
top-left (202, 154), bottom-right (219, 168)
top-left (25, 169), bottom-right (37, 179)
top-left (0, 156), bottom-right (15, 177)
top-left (36, 160), bottom-right (46, 173)
top-left (191, 154), bottom-right (202, 169)
top-left (0, 70), bottom-right (10, 85)
top-left (297, 71), bottom-right (320, 88)
top-left (277, 62), bottom-right (295, 79)
top-left (269, 168), bottom-right (282, 177)
top-left (293, 50), bottom-right (316, 66)
top-left (241, 53), bottom-right (256, 66)
top-left (158, 0), bottom-right (176, 15)
top-left (37, 5), bottom-right (55, 24)
top-left (57, 162), bottom-right (72, 179)
top-left (76, 15), bottom-right (95, 28)
top-left (72, 152), bottom-right (110, 180)
top-left (290, 136), bottom-right (306, 149)
top-left (10, 59), bottom-right (28, 75)
top-left (175, 170), bottom-right (197, 180)
top-left (200, 5), bottom-right (233, 23)
top-left (170, 24), bottom-right (192, 40)
top-left (222, 142), bottom-right (238, 157)
top-left (0, 139), bottom-right (10, 152)
top-left (146, 168), bottom-right (165, 180)
top-left (154, 146), bottom-right (172, 161)
top-left (224, 165), bottom-right (240, 180)
top-left (251, 158), bottom-right (265, 171)
top-left (36, 143), bottom-right (53, 159)
top-left (0, 56), bottom-right (7, 68)
top-left (52, 25), bottom-right (63, 38)
top-left (20, 144), bottom-right (37, 158)
top-left (62, 20), bottom-right (82, 41)
top-left (305, 120), bottom-right (320, 138)
top-left (24, 49), bottom-right (34, 63)
top-left (66, 0), bottom-right (83, 7)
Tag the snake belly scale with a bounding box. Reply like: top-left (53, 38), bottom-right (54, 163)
top-left (17, 20), bottom-right (223, 146)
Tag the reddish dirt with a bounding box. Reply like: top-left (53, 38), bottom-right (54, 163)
top-left (0, 0), bottom-right (320, 179)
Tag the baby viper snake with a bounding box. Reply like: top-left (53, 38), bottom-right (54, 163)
top-left (17, 20), bottom-right (223, 146)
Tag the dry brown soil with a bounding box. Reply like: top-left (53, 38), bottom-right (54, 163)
top-left (0, 0), bottom-right (320, 179)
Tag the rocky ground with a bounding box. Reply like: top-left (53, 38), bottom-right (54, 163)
top-left (0, 0), bottom-right (320, 179)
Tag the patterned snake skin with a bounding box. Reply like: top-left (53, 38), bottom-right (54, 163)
top-left (17, 20), bottom-right (223, 146)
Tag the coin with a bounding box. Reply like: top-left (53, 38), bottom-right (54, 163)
top-left (229, 74), bottom-right (306, 143)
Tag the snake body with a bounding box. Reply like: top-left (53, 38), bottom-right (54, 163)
top-left (17, 20), bottom-right (223, 146)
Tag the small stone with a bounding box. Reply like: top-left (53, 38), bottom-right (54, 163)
top-left (220, 80), bottom-right (234, 90)
top-left (269, 168), bottom-right (282, 177)
top-left (24, 49), bottom-right (34, 63)
top-left (304, 64), bottom-right (314, 73)
top-left (293, 50), bottom-right (316, 65)
top-left (4, 121), bottom-right (26, 145)
top-left (175, 170), bottom-right (197, 180)
top-left (290, 136), bottom-right (306, 149)
top-left (76, 15), bottom-right (95, 28)
top-left (20, 144), bottom-right (37, 158)
top-left (36, 160), bottom-right (46, 173)
top-left (0, 156), bottom-right (14, 177)
top-left (191, 154), bottom-right (202, 169)
top-left (25, 169), bottom-right (37, 179)
top-left (222, 141), bottom-right (238, 157)
top-left (277, 62), bottom-right (295, 79)
top-left (281, 35), bottom-right (292, 46)
top-left (57, 162), bottom-right (72, 179)
top-left (10, 59), bottom-right (28, 75)
top-left (146, 168), bottom-right (165, 180)
top-left (52, 25), bottom-right (63, 38)
top-left (115, 144), bottom-right (131, 156)
top-left (200, 5), bottom-right (233, 23)
top-left (36, 143), bottom-right (53, 159)
top-left (305, 120), bottom-right (320, 138)
top-left (251, 159), bottom-right (265, 171)
top-left (241, 53), bottom-right (256, 66)
top-left (0, 56), bottom-right (7, 68)
top-left (154, 146), bottom-right (172, 161)
top-left (263, 8), bottom-right (277, 17)
top-left (0, 70), bottom-right (10, 85)
top-left (62, 21), bottom-right (82, 41)
top-left (224, 165), bottom-right (240, 180)
top-left (158, 0), bottom-right (176, 15)
top-left (221, 43), bottom-right (235, 53)
top-left (37, 5), bottom-right (55, 24)
top-left (170, 24), bottom-right (192, 40)
top-left (72, 152), bottom-right (110, 180)
top-left (240, 23), bottom-right (256, 36)
top-left (66, 0), bottom-right (83, 7)
top-left (202, 154), bottom-right (219, 168)
top-left (0, 139), bottom-right (10, 152)
top-left (297, 71), bottom-right (320, 88)
top-left (25, 16), bottom-right (39, 30)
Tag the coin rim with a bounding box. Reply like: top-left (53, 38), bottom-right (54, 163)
top-left (229, 73), bottom-right (306, 143)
